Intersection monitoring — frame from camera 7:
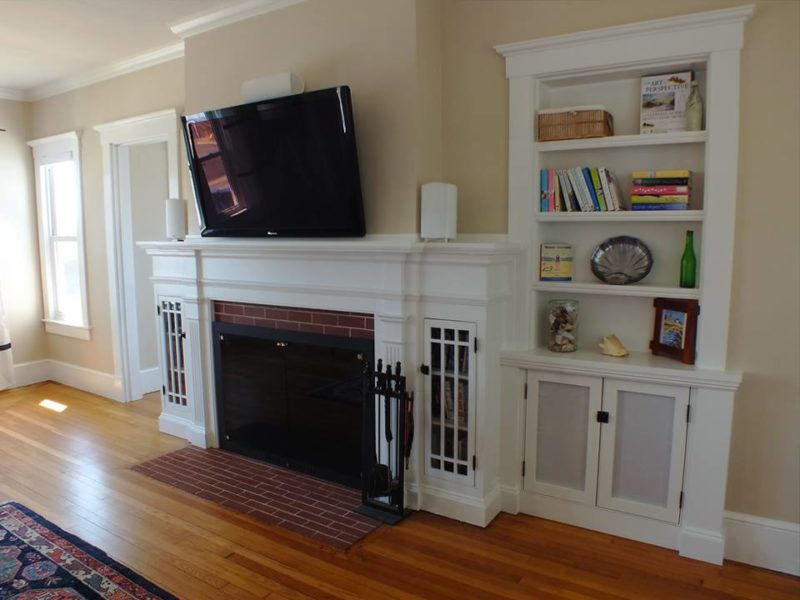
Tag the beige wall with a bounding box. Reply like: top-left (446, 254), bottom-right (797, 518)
top-left (184, 0), bottom-right (418, 235)
top-left (30, 59), bottom-right (185, 373)
top-left (0, 99), bottom-right (46, 365)
top-left (440, 0), bottom-right (799, 523)
top-left (415, 0), bottom-right (444, 232)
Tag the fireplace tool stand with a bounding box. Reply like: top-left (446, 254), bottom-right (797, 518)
top-left (357, 359), bottom-right (414, 524)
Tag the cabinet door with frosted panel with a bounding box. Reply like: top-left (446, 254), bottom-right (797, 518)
top-left (424, 319), bottom-right (476, 485)
top-left (524, 371), bottom-right (602, 505)
top-left (597, 379), bottom-right (689, 523)
top-left (157, 297), bottom-right (189, 416)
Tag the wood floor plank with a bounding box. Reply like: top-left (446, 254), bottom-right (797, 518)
top-left (1, 382), bottom-right (797, 600)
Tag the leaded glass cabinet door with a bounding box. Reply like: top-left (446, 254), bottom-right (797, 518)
top-left (424, 319), bottom-right (477, 485)
top-left (596, 379), bottom-right (689, 523)
top-left (524, 371), bottom-right (602, 505)
top-left (157, 297), bottom-right (188, 417)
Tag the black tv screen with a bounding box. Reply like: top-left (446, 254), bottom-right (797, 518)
top-left (182, 86), bottom-right (366, 237)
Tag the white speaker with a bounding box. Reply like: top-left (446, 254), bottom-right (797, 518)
top-left (421, 182), bottom-right (457, 241)
top-left (166, 197), bottom-right (186, 241)
top-left (241, 72), bottom-right (305, 103)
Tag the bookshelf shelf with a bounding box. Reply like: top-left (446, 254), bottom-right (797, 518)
top-left (532, 280), bottom-right (700, 300)
top-left (536, 131), bottom-right (707, 153)
top-left (535, 210), bottom-right (704, 223)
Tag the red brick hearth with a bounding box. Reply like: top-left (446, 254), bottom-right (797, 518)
top-left (214, 302), bottom-right (374, 339)
top-left (132, 446), bottom-right (381, 549)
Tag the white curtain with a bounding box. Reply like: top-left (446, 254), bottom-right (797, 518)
top-left (0, 287), bottom-right (13, 390)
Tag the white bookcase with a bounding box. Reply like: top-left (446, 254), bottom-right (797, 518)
top-left (497, 6), bottom-right (753, 564)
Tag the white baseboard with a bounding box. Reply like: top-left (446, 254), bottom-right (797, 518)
top-left (724, 511), bottom-right (800, 575)
top-left (159, 413), bottom-right (207, 447)
top-left (410, 483), bottom-right (502, 527)
top-left (9, 359), bottom-right (122, 402)
top-left (135, 366), bottom-right (161, 398)
top-left (11, 360), bottom-right (51, 387)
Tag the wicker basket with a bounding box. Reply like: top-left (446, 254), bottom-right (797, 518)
top-left (537, 106), bottom-right (614, 142)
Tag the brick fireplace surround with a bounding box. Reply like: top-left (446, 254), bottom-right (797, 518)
top-left (213, 302), bottom-right (374, 339)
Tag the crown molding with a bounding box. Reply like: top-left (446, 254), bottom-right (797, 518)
top-left (170, 0), bottom-right (305, 39)
top-left (495, 4), bottom-right (755, 57)
top-left (0, 87), bottom-right (26, 102)
top-left (26, 43), bottom-right (185, 102)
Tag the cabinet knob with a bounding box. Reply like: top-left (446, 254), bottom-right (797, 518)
top-left (420, 364), bottom-right (430, 375)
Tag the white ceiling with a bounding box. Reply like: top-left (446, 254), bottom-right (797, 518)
top-left (0, 0), bottom-right (242, 96)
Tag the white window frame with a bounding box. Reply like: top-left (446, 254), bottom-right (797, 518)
top-left (28, 131), bottom-right (91, 340)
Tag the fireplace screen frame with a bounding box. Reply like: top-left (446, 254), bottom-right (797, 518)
top-left (211, 320), bottom-right (374, 488)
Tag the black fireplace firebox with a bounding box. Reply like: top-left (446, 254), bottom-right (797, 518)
top-left (212, 321), bottom-right (373, 489)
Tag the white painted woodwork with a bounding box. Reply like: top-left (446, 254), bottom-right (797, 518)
top-left (496, 5), bottom-right (751, 564)
top-left (141, 236), bottom-right (520, 527)
top-left (596, 379), bottom-right (689, 523)
top-left (524, 371), bottom-right (601, 505)
top-left (95, 109), bottom-right (180, 403)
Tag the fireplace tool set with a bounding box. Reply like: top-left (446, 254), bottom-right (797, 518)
top-left (358, 359), bottom-right (414, 524)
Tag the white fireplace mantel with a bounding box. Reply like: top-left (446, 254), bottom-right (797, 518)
top-left (141, 234), bottom-right (522, 525)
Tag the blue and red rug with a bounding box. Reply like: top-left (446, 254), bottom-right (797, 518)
top-left (0, 502), bottom-right (175, 599)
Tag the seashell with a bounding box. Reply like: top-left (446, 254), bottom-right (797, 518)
top-left (599, 334), bottom-right (629, 357)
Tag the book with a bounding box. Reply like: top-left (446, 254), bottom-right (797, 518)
top-left (553, 171), bottom-right (562, 211)
top-left (632, 169), bottom-right (691, 178)
top-left (547, 169), bottom-right (556, 212)
top-left (539, 243), bottom-right (573, 281)
top-left (630, 185), bottom-right (690, 195)
top-left (558, 170), bottom-right (579, 212)
top-left (582, 167), bottom-right (601, 210)
top-left (598, 167), bottom-right (616, 211)
top-left (570, 167), bottom-right (594, 211)
top-left (457, 381), bottom-right (467, 426)
top-left (632, 177), bottom-right (691, 186)
top-left (631, 203), bottom-right (689, 211)
top-left (640, 71), bottom-right (692, 133)
top-left (539, 169), bottom-right (548, 212)
top-left (630, 194), bottom-right (689, 203)
top-left (603, 168), bottom-right (624, 210)
top-left (589, 168), bottom-right (608, 211)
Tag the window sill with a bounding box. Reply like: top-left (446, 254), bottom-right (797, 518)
top-left (43, 320), bottom-right (92, 341)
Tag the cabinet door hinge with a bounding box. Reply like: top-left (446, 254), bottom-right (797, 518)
top-left (156, 305), bottom-right (161, 316)
top-left (522, 460), bottom-right (526, 478)
top-left (686, 404), bottom-right (691, 423)
top-left (524, 382), bottom-right (528, 399)
top-left (473, 337), bottom-right (478, 354)
top-left (161, 385), bottom-right (165, 394)
top-left (472, 455), bottom-right (477, 470)
top-left (679, 491), bottom-right (684, 509)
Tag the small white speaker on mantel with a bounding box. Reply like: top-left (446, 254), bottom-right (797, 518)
top-left (166, 197), bottom-right (186, 242)
top-left (421, 182), bottom-right (457, 241)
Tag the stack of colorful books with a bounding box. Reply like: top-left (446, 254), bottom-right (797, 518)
top-left (630, 170), bottom-right (691, 211)
top-left (539, 167), bottom-right (623, 212)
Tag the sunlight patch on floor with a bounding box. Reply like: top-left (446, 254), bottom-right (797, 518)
top-left (39, 399), bottom-right (67, 413)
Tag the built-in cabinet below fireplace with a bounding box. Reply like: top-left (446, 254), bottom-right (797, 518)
top-left (213, 321), bottom-right (373, 489)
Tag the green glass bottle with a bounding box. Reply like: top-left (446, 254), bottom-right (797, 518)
top-left (680, 230), bottom-right (697, 288)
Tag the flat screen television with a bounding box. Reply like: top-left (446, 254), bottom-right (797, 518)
top-left (182, 86), bottom-right (366, 237)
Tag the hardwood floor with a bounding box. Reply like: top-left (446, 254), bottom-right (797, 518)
top-left (0, 382), bottom-right (797, 599)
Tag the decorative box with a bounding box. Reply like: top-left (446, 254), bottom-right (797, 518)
top-left (537, 105), bottom-right (614, 141)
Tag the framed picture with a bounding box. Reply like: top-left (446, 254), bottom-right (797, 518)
top-left (650, 298), bottom-right (700, 364)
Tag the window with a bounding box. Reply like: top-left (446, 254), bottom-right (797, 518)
top-left (28, 132), bottom-right (90, 340)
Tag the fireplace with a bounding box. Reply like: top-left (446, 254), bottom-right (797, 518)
top-left (211, 303), bottom-right (374, 488)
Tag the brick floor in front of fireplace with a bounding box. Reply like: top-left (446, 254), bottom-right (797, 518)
top-left (131, 445), bottom-right (381, 549)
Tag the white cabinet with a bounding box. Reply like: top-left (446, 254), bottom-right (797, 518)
top-left (525, 371), bottom-right (688, 524)
top-left (423, 319), bottom-right (477, 485)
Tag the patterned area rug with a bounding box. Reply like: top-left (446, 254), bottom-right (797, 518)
top-left (0, 502), bottom-right (176, 599)
top-left (132, 446), bottom-right (380, 549)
